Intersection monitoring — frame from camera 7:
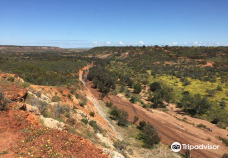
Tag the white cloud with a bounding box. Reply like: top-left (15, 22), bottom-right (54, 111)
top-left (216, 42), bottom-right (220, 46)
top-left (93, 42), bottom-right (98, 44)
top-left (119, 41), bottom-right (124, 45)
top-left (139, 41), bottom-right (144, 45)
top-left (194, 41), bottom-right (202, 46)
top-left (172, 42), bottom-right (178, 46)
top-left (106, 41), bottom-right (111, 45)
top-left (184, 42), bottom-right (188, 45)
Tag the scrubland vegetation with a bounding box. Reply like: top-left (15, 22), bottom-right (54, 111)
top-left (86, 46), bottom-right (228, 129)
top-left (1, 46), bottom-right (227, 157)
top-left (0, 52), bottom-right (87, 86)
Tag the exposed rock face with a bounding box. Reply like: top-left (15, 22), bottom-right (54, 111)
top-left (39, 115), bottom-right (66, 131)
top-left (0, 72), bottom-right (108, 158)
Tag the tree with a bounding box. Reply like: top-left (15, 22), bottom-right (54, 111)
top-left (180, 94), bottom-right (211, 115)
top-left (152, 85), bottom-right (174, 104)
top-left (150, 82), bottom-right (161, 92)
top-left (110, 106), bottom-right (129, 126)
top-left (133, 83), bottom-right (142, 94)
top-left (141, 123), bottom-right (160, 148)
top-left (138, 121), bottom-right (146, 130)
top-left (117, 109), bottom-right (129, 126)
top-left (110, 106), bottom-right (121, 120)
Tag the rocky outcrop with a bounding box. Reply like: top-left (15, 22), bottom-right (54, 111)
top-left (39, 115), bottom-right (66, 131)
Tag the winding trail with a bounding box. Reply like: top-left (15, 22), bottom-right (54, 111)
top-left (82, 64), bottom-right (228, 158)
top-left (79, 64), bottom-right (122, 140)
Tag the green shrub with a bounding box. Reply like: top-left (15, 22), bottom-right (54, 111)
top-left (130, 96), bottom-right (137, 103)
top-left (67, 94), bottom-right (72, 100)
top-left (81, 118), bottom-right (88, 125)
top-left (75, 93), bottom-right (79, 99)
top-left (217, 85), bottom-right (223, 91)
top-left (89, 120), bottom-right (103, 133)
top-left (219, 137), bottom-right (228, 146)
top-left (21, 82), bottom-right (30, 88)
top-left (113, 140), bottom-right (127, 153)
top-left (8, 76), bottom-right (15, 82)
top-left (197, 123), bottom-right (207, 129)
top-left (133, 83), bottom-right (142, 94)
top-left (133, 116), bottom-right (139, 124)
top-left (54, 104), bottom-right (70, 119)
top-left (150, 82), bottom-right (161, 92)
top-left (0, 150), bottom-right (8, 155)
top-left (141, 123), bottom-right (160, 148)
top-left (90, 111), bottom-right (95, 117)
top-left (79, 101), bottom-right (86, 107)
top-left (138, 121), bottom-right (146, 130)
top-left (117, 110), bottom-right (129, 126)
top-left (70, 89), bottom-right (75, 94)
top-left (105, 102), bottom-right (113, 107)
top-left (79, 97), bottom-right (87, 107)
top-left (66, 125), bottom-right (76, 134)
top-left (182, 78), bottom-right (191, 86)
top-left (65, 112), bottom-right (71, 118)
top-left (110, 106), bottom-right (121, 120)
top-left (52, 96), bottom-right (61, 102)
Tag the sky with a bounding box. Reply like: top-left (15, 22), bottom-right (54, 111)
top-left (0, 0), bottom-right (228, 48)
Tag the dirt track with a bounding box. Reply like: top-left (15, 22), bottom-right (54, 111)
top-left (79, 66), bottom-right (227, 158)
top-left (88, 85), bottom-right (228, 158)
top-left (80, 64), bottom-right (228, 158)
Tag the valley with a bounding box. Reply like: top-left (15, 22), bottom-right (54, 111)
top-left (0, 45), bottom-right (227, 158)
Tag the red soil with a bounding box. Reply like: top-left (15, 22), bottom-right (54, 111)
top-left (0, 77), bottom-right (108, 158)
top-left (87, 81), bottom-right (228, 158)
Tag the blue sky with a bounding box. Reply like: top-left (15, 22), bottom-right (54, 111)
top-left (0, 0), bottom-right (228, 48)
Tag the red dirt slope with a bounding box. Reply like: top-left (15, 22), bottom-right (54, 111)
top-left (0, 80), bottom-right (107, 158)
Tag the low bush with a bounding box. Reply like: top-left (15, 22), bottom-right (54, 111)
top-left (133, 116), bottom-right (139, 124)
top-left (219, 137), bottom-right (228, 146)
top-left (81, 118), bottom-right (88, 125)
top-left (138, 121), bottom-right (146, 130)
top-left (105, 102), bottom-right (113, 107)
top-left (90, 111), bottom-right (95, 117)
top-left (21, 82), bottom-right (30, 88)
top-left (8, 76), bottom-right (15, 82)
top-left (197, 123), bottom-right (207, 129)
top-left (52, 96), bottom-right (61, 102)
top-left (110, 106), bottom-right (129, 126)
top-left (89, 120), bottom-right (103, 133)
top-left (113, 140), bottom-right (127, 153)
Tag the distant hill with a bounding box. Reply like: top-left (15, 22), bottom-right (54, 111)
top-left (0, 45), bottom-right (67, 53)
top-left (0, 45), bottom-right (89, 53)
